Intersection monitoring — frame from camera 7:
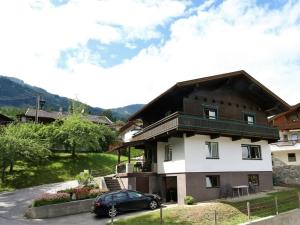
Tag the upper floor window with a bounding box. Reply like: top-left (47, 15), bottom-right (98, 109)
top-left (165, 144), bottom-right (172, 161)
top-left (291, 133), bottom-right (298, 141)
top-left (242, 145), bottom-right (262, 160)
top-left (244, 113), bottom-right (255, 125)
top-left (205, 142), bottom-right (219, 159)
top-left (288, 153), bottom-right (296, 162)
top-left (204, 108), bottom-right (217, 120)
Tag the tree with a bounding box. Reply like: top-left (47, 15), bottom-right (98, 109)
top-left (101, 109), bottom-right (115, 122)
top-left (97, 125), bottom-right (117, 152)
top-left (0, 123), bottom-right (50, 183)
top-left (54, 115), bottom-right (102, 157)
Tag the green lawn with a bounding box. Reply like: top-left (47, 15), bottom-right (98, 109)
top-left (0, 153), bottom-right (126, 191)
top-left (113, 188), bottom-right (300, 225)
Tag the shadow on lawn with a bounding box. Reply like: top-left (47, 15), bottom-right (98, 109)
top-left (4, 153), bottom-right (120, 189)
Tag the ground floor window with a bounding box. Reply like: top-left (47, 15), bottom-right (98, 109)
top-left (288, 153), bottom-right (296, 162)
top-left (248, 174), bottom-right (259, 185)
top-left (205, 175), bottom-right (220, 188)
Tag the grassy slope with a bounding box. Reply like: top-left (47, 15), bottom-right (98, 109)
top-left (1, 153), bottom-right (126, 191)
top-left (114, 188), bottom-right (300, 225)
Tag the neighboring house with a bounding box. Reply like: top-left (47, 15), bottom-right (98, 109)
top-left (270, 103), bottom-right (300, 166)
top-left (119, 120), bottom-right (142, 142)
top-left (111, 70), bottom-right (289, 204)
top-left (269, 104), bottom-right (300, 184)
top-left (0, 113), bottom-right (13, 125)
top-left (18, 108), bottom-right (113, 125)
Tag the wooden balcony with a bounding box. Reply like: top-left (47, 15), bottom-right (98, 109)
top-left (132, 112), bottom-right (279, 142)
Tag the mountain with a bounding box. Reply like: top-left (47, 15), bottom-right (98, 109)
top-left (0, 75), bottom-right (144, 120)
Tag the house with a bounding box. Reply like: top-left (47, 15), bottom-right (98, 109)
top-left (0, 113), bottom-right (13, 125)
top-left (18, 108), bottom-right (113, 125)
top-left (111, 70), bottom-right (289, 204)
top-left (269, 104), bottom-right (300, 184)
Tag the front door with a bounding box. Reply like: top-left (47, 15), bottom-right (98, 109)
top-left (136, 177), bottom-right (149, 193)
top-left (165, 176), bottom-right (178, 202)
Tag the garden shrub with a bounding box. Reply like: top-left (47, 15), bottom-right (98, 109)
top-left (88, 189), bottom-right (103, 198)
top-left (76, 170), bottom-right (94, 186)
top-left (73, 187), bottom-right (90, 200)
top-left (33, 193), bottom-right (70, 207)
top-left (184, 196), bottom-right (195, 205)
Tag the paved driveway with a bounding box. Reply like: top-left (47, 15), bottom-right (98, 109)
top-left (0, 181), bottom-right (158, 225)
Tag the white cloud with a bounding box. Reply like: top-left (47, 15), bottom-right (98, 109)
top-left (0, 0), bottom-right (300, 109)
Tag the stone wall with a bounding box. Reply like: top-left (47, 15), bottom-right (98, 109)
top-left (273, 164), bottom-right (300, 185)
top-left (25, 198), bottom-right (94, 219)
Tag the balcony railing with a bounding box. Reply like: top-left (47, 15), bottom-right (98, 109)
top-left (116, 162), bottom-right (157, 174)
top-left (132, 112), bottom-right (279, 141)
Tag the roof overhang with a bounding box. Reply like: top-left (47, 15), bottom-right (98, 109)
top-left (129, 70), bottom-right (291, 121)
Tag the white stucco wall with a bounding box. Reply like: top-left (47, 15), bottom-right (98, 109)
top-left (122, 130), bottom-right (139, 142)
top-left (272, 151), bottom-right (300, 166)
top-left (156, 134), bottom-right (272, 174)
top-left (157, 137), bottom-right (185, 174)
top-left (184, 135), bottom-right (272, 172)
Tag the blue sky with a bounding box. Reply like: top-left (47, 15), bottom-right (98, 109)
top-left (0, 0), bottom-right (299, 108)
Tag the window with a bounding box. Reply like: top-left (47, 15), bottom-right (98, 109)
top-left (206, 175), bottom-right (220, 188)
top-left (205, 142), bottom-right (219, 159)
top-left (288, 153), bottom-right (296, 162)
top-left (248, 174), bottom-right (259, 185)
top-left (204, 108), bottom-right (217, 120)
top-left (113, 192), bottom-right (128, 201)
top-left (165, 144), bottom-right (172, 161)
top-left (291, 133), bottom-right (298, 141)
top-left (244, 113), bottom-right (255, 125)
top-left (242, 145), bottom-right (262, 160)
top-left (283, 134), bottom-right (288, 141)
top-left (128, 191), bottom-right (143, 199)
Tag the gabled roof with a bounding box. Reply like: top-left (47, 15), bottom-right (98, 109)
top-left (0, 113), bottom-right (13, 122)
top-left (269, 102), bottom-right (300, 122)
top-left (25, 108), bottom-right (66, 120)
top-left (129, 70), bottom-right (290, 120)
top-left (23, 108), bottom-right (112, 125)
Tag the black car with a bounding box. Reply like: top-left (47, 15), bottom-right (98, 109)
top-left (92, 190), bottom-right (162, 217)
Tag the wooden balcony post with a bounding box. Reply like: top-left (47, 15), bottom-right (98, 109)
top-left (128, 147), bottom-right (131, 163)
top-left (117, 149), bottom-right (121, 164)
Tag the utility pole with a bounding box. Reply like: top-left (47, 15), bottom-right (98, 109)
top-left (35, 95), bottom-right (40, 123)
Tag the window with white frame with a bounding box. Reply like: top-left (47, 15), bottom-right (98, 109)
top-left (205, 142), bottom-right (219, 159)
top-left (165, 144), bottom-right (172, 161)
top-left (242, 145), bottom-right (262, 160)
top-left (291, 133), bottom-right (298, 141)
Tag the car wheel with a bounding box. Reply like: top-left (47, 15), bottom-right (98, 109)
top-left (149, 200), bottom-right (158, 210)
top-left (108, 207), bottom-right (118, 218)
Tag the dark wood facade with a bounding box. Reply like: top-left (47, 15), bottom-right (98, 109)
top-left (129, 71), bottom-right (290, 143)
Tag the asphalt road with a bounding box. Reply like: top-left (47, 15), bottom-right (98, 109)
top-left (0, 181), bottom-right (161, 225)
top-left (0, 181), bottom-right (144, 225)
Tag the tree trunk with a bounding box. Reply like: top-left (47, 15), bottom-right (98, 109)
top-left (1, 161), bottom-right (6, 183)
top-left (71, 145), bottom-right (76, 158)
top-left (9, 160), bottom-right (14, 174)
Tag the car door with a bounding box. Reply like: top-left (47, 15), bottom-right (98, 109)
top-left (127, 191), bottom-right (148, 210)
top-left (113, 192), bottom-right (128, 212)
